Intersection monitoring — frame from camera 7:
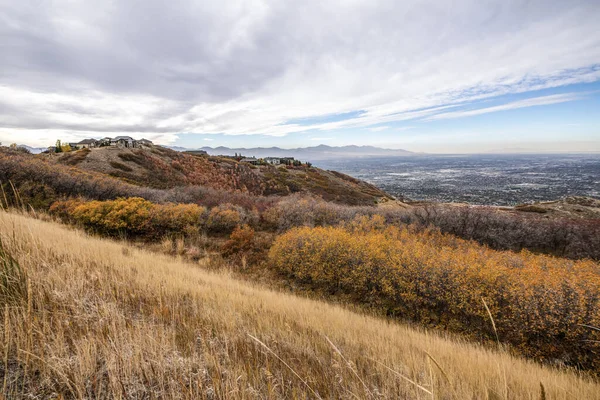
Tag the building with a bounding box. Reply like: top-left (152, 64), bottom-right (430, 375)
top-left (240, 157), bottom-right (260, 165)
top-left (112, 136), bottom-right (135, 148)
top-left (280, 157), bottom-right (295, 165)
top-left (264, 157), bottom-right (281, 165)
top-left (74, 139), bottom-right (99, 149)
top-left (53, 136), bottom-right (153, 151)
top-left (137, 138), bottom-right (153, 148)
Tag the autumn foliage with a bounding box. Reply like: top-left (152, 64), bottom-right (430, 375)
top-left (269, 216), bottom-right (600, 371)
top-left (50, 197), bottom-right (206, 239)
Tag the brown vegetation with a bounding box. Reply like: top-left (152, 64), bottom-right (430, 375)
top-left (5, 147), bottom-right (597, 260)
top-left (0, 148), bottom-right (274, 211)
top-left (50, 197), bottom-right (207, 239)
top-left (56, 147), bottom-right (91, 166)
top-left (403, 204), bottom-right (600, 260)
top-left (1, 211), bottom-right (599, 398)
top-left (48, 146), bottom-right (391, 204)
top-left (269, 216), bottom-right (600, 371)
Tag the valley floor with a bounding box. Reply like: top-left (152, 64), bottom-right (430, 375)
top-left (0, 211), bottom-right (598, 399)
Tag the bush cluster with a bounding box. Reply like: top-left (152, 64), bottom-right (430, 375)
top-left (50, 197), bottom-right (206, 239)
top-left (2, 149), bottom-right (598, 260)
top-left (263, 196), bottom-right (600, 260)
top-left (262, 195), bottom-right (375, 231)
top-left (404, 205), bottom-right (600, 260)
top-left (206, 203), bottom-right (258, 234)
top-left (269, 216), bottom-right (600, 371)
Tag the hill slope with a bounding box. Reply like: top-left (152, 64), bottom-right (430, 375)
top-left (1, 211), bottom-right (598, 398)
top-left (513, 196), bottom-right (600, 219)
top-left (48, 146), bottom-right (393, 205)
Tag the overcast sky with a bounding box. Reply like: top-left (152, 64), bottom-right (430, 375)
top-left (1, 0), bottom-right (599, 152)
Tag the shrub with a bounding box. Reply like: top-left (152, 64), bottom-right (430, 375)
top-left (206, 204), bottom-right (244, 234)
top-left (264, 195), bottom-right (374, 231)
top-left (50, 197), bottom-right (206, 239)
top-left (58, 148), bottom-right (90, 166)
top-left (222, 224), bottom-right (255, 259)
top-left (269, 217), bottom-right (600, 371)
top-left (109, 161), bottom-right (133, 172)
top-left (403, 205), bottom-right (600, 260)
top-left (515, 204), bottom-right (548, 213)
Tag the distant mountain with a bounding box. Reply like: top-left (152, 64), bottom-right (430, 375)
top-left (164, 145), bottom-right (190, 152)
top-left (18, 145), bottom-right (46, 154)
top-left (168, 144), bottom-right (416, 160)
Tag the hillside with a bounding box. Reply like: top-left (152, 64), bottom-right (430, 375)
top-left (513, 196), bottom-right (600, 219)
top-left (47, 146), bottom-right (392, 205)
top-left (1, 211), bottom-right (599, 398)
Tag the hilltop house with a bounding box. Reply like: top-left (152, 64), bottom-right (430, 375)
top-left (60, 137), bottom-right (155, 151)
top-left (265, 157), bottom-right (295, 165)
top-left (264, 157), bottom-right (281, 165)
top-left (240, 157), bottom-right (260, 165)
top-left (73, 139), bottom-right (99, 149)
top-left (112, 136), bottom-right (135, 148)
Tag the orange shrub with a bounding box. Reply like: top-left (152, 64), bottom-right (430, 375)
top-left (50, 197), bottom-right (206, 239)
top-left (206, 205), bottom-right (242, 233)
top-left (221, 224), bottom-right (255, 259)
top-left (206, 203), bottom-right (257, 233)
top-left (269, 216), bottom-right (600, 371)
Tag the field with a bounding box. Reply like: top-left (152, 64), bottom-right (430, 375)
top-left (1, 211), bottom-right (599, 399)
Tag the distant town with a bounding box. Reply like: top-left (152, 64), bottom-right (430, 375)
top-left (218, 154), bottom-right (309, 167)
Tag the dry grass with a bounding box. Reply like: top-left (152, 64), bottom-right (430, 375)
top-left (0, 211), bottom-right (598, 399)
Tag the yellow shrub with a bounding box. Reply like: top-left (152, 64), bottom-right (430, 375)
top-left (206, 204), bottom-right (243, 233)
top-left (269, 216), bottom-right (600, 371)
top-left (50, 197), bottom-right (205, 239)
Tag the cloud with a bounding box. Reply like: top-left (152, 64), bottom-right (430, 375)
top-left (369, 126), bottom-right (389, 132)
top-left (427, 92), bottom-right (587, 120)
top-left (310, 137), bottom-right (333, 141)
top-left (203, 138), bottom-right (214, 141)
top-left (0, 0), bottom-right (599, 146)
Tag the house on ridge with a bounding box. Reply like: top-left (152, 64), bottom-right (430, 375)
top-left (74, 139), bottom-right (99, 149)
top-left (112, 136), bottom-right (135, 148)
top-left (240, 157), bottom-right (260, 165)
top-left (264, 157), bottom-right (281, 165)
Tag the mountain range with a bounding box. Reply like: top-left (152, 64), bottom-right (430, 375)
top-left (168, 144), bottom-right (416, 160)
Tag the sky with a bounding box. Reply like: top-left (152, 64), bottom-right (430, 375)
top-left (1, 0), bottom-right (599, 153)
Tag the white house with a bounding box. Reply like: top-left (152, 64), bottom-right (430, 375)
top-left (264, 157), bottom-right (281, 165)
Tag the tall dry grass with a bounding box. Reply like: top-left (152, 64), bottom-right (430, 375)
top-left (0, 211), bottom-right (598, 399)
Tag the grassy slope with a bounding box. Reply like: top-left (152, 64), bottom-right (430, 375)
top-left (1, 211), bottom-right (598, 399)
top-left (513, 196), bottom-right (600, 219)
top-left (51, 147), bottom-right (392, 205)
